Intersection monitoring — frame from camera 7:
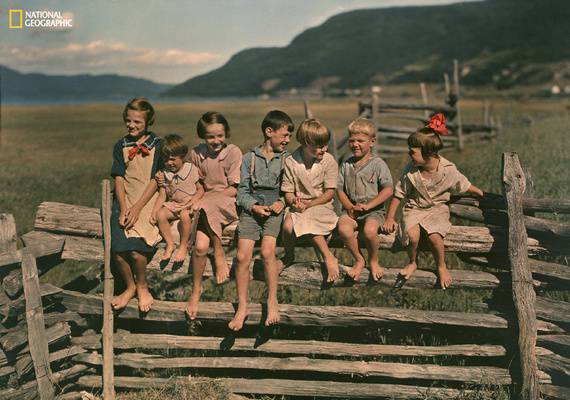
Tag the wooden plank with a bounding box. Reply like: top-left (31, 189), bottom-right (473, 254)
top-left (101, 180), bottom-right (115, 400)
top-left (502, 152), bottom-right (539, 400)
top-left (537, 335), bottom-right (570, 358)
top-left (535, 297), bottom-right (570, 326)
top-left (538, 353), bottom-right (570, 382)
top-left (1, 320), bottom-right (70, 354)
top-left (74, 352), bottom-right (525, 384)
top-left (15, 344), bottom-right (85, 379)
top-left (21, 248), bottom-right (55, 399)
top-left (1, 283), bottom-right (62, 320)
top-left (57, 290), bottom-right (563, 332)
top-left (450, 204), bottom-right (570, 239)
top-left (35, 201), bottom-right (102, 237)
top-left (2, 268), bottom-right (22, 298)
top-left (0, 237), bottom-right (64, 269)
top-left (541, 384), bottom-right (570, 400)
top-left (0, 213), bottom-right (17, 253)
top-left (363, 100), bottom-right (456, 114)
top-left (450, 194), bottom-right (570, 214)
top-left (79, 375), bottom-right (469, 399)
top-left (73, 332), bottom-right (507, 358)
top-left (453, 59), bottom-right (464, 151)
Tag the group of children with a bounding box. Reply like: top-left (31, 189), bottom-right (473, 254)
top-left (111, 97), bottom-right (483, 328)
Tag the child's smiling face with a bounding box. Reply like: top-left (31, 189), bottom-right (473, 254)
top-left (348, 132), bottom-right (375, 159)
top-left (124, 109), bottom-right (147, 138)
top-left (204, 123), bottom-right (227, 153)
top-left (267, 125), bottom-right (292, 153)
top-left (165, 155), bottom-right (185, 173)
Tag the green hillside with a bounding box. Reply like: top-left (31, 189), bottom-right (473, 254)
top-left (164, 0), bottom-right (570, 97)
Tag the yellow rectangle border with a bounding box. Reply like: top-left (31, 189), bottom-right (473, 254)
top-left (9, 9), bottom-right (24, 29)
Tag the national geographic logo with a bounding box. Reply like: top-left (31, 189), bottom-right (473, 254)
top-left (8, 9), bottom-right (73, 29)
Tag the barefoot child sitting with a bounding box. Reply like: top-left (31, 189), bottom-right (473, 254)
top-left (382, 114), bottom-right (484, 289)
top-left (337, 118), bottom-right (393, 282)
top-left (186, 112), bottom-right (242, 320)
top-left (281, 119), bottom-right (340, 283)
top-left (110, 97), bottom-right (163, 312)
top-left (150, 134), bottom-right (203, 266)
top-left (229, 110), bottom-right (294, 331)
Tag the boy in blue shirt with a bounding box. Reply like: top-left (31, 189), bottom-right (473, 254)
top-left (229, 110), bottom-right (294, 331)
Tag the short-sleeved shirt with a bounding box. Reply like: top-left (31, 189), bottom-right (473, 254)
top-left (338, 155), bottom-right (393, 205)
top-left (237, 146), bottom-right (289, 212)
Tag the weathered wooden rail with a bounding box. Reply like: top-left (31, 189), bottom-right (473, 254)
top-left (0, 152), bottom-right (568, 399)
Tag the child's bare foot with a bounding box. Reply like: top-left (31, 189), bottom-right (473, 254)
top-left (438, 266), bottom-right (453, 290)
top-left (228, 305), bottom-right (248, 331)
top-left (185, 290), bottom-right (202, 320)
top-left (172, 244), bottom-right (188, 263)
top-left (214, 254), bottom-right (230, 284)
top-left (399, 262), bottom-right (417, 280)
top-left (325, 256), bottom-right (340, 283)
top-left (369, 260), bottom-right (384, 282)
top-left (346, 256), bottom-right (365, 281)
top-left (265, 299), bottom-right (280, 326)
top-left (161, 243), bottom-right (176, 261)
top-left (111, 286), bottom-right (136, 310)
top-left (137, 286), bottom-right (154, 313)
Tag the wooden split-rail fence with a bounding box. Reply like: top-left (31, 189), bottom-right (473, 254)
top-left (349, 60), bottom-right (498, 159)
top-left (0, 152), bottom-right (569, 400)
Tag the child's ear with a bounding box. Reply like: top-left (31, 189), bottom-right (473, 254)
top-left (265, 127), bottom-right (274, 137)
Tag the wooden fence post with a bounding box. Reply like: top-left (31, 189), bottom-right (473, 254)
top-left (419, 83), bottom-right (429, 118)
top-left (453, 60), bottom-right (464, 151)
top-left (371, 86), bottom-right (380, 125)
top-left (0, 213), bottom-right (17, 253)
top-left (443, 73), bottom-right (451, 104)
top-left (102, 180), bottom-right (115, 399)
top-left (21, 249), bottom-right (55, 399)
top-left (502, 153), bottom-right (539, 400)
top-left (303, 100), bottom-right (314, 119)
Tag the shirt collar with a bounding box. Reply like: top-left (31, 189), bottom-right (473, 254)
top-left (253, 145), bottom-right (288, 160)
top-left (195, 143), bottom-right (234, 161)
top-left (122, 132), bottom-right (159, 150)
top-left (164, 162), bottom-right (192, 181)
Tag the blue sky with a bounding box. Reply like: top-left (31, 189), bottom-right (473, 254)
top-left (0, 0), bottom-right (478, 84)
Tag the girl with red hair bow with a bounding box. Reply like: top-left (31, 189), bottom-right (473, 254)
top-left (381, 114), bottom-right (484, 289)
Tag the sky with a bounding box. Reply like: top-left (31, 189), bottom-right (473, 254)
top-left (0, 0), bottom-right (478, 85)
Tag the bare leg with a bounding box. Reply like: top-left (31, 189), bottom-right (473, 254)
top-left (428, 232), bottom-right (451, 289)
top-left (173, 209), bottom-right (191, 262)
top-left (201, 215), bottom-right (230, 284)
top-left (186, 230), bottom-right (209, 320)
top-left (363, 219), bottom-right (383, 281)
top-left (281, 214), bottom-right (295, 266)
top-left (260, 236), bottom-right (280, 326)
top-left (311, 235), bottom-right (339, 282)
top-left (337, 215), bottom-right (365, 280)
top-left (400, 224), bottom-right (420, 280)
top-left (228, 239), bottom-right (254, 331)
top-left (156, 207), bottom-right (176, 261)
top-left (111, 252), bottom-right (136, 310)
top-left (131, 251), bottom-right (153, 312)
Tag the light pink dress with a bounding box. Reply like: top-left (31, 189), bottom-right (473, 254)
top-left (189, 143), bottom-right (242, 238)
top-left (162, 162), bottom-right (200, 216)
top-left (394, 156), bottom-right (471, 245)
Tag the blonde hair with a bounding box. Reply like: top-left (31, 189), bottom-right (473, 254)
top-left (296, 118), bottom-right (330, 147)
top-left (347, 118), bottom-right (375, 138)
top-left (123, 97), bottom-right (155, 126)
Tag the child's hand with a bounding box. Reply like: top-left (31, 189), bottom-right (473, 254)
top-left (252, 204), bottom-right (271, 218)
top-left (292, 198), bottom-right (307, 212)
top-left (155, 171), bottom-right (166, 187)
top-left (382, 218), bottom-right (398, 234)
top-left (353, 203), bottom-right (369, 214)
top-left (269, 200), bottom-right (285, 215)
top-left (149, 210), bottom-right (158, 225)
top-left (124, 205), bottom-right (142, 230)
top-left (119, 208), bottom-right (128, 227)
top-left (346, 205), bottom-right (357, 220)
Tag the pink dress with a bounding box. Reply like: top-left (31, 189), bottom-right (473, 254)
top-left (189, 143), bottom-right (242, 238)
top-left (162, 162), bottom-right (200, 216)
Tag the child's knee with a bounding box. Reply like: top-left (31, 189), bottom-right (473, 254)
top-left (260, 243), bottom-right (276, 262)
top-left (193, 238), bottom-right (209, 257)
top-left (362, 222), bottom-right (379, 240)
top-left (129, 251), bottom-right (146, 264)
top-left (337, 218), bottom-right (355, 239)
top-left (236, 248), bottom-right (252, 266)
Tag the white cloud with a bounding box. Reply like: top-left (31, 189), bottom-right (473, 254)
top-left (0, 40), bottom-right (221, 70)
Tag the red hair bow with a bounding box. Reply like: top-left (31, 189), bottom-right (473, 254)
top-left (427, 113), bottom-right (448, 136)
top-left (128, 143), bottom-right (150, 160)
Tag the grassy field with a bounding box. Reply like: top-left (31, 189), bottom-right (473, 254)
top-left (1, 96), bottom-right (568, 399)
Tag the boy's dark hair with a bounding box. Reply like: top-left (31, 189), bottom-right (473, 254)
top-left (196, 111), bottom-right (231, 139)
top-left (123, 97), bottom-right (155, 126)
top-left (161, 134), bottom-right (188, 159)
top-left (261, 110), bottom-right (294, 136)
top-left (408, 128), bottom-right (443, 158)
